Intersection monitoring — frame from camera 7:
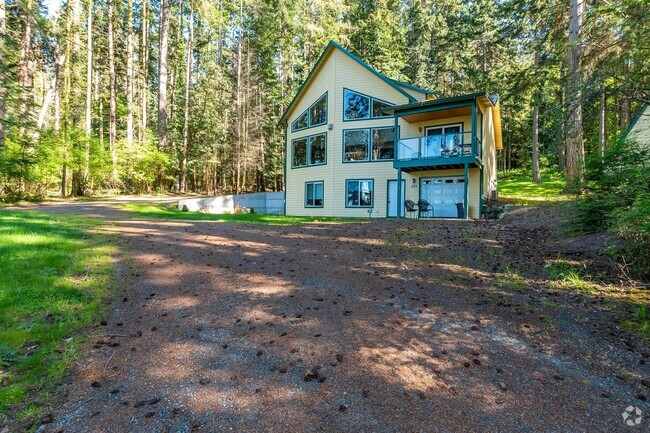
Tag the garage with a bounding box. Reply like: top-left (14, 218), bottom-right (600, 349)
top-left (420, 176), bottom-right (465, 218)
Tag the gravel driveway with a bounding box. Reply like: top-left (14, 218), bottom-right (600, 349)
top-left (21, 201), bottom-right (649, 432)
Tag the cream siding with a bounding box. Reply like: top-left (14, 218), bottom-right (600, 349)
top-left (284, 44), bottom-right (495, 219)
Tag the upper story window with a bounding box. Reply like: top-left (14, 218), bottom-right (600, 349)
top-left (291, 93), bottom-right (328, 132)
top-left (343, 88), bottom-right (393, 121)
top-left (292, 133), bottom-right (327, 168)
top-left (343, 127), bottom-right (395, 162)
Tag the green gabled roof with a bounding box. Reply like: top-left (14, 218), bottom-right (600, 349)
top-left (278, 40), bottom-right (418, 126)
top-left (388, 79), bottom-right (436, 98)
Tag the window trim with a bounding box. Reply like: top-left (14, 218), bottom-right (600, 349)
top-left (342, 126), bottom-right (397, 163)
top-left (342, 88), bottom-right (394, 122)
top-left (291, 132), bottom-right (328, 169)
top-left (345, 178), bottom-right (375, 209)
top-left (304, 181), bottom-right (325, 208)
top-left (291, 92), bottom-right (328, 132)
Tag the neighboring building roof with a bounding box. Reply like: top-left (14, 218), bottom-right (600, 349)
top-left (278, 41), bottom-right (434, 126)
top-left (624, 104), bottom-right (650, 147)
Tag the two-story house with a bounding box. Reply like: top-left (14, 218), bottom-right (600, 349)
top-left (279, 41), bottom-right (503, 219)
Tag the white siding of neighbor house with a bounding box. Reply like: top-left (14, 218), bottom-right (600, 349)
top-left (284, 45), bottom-right (487, 219)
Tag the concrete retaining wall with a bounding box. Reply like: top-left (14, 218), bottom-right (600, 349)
top-left (178, 192), bottom-right (285, 215)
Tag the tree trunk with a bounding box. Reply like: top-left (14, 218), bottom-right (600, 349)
top-left (18, 0), bottom-right (34, 131)
top-left (157, 0), bottom-right (170, 189)
top-left (0, 0), bottom-right (6, 152)
top-left (179, 1), bottom-right (194, 193)
top-left (141, 0), bottom-right (148, 141)
top-left (108, 0), bottom-right (118, 181)
top-left (599, 86), bottom-right (606, 160)
top-left (84, 0), bottom-right (93, 190)
top-left (532, 50), bottom-right (541, 183)
top-left (532, 105), bottom-right (540, 182)
top-left (565, 0), bottom-right (585, 189)
top-left (126, 0), bottom-right (134, 147)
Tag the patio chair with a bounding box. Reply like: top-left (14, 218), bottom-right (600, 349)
top-left (417, 199), bottom-right (433, 218)
top-left (404, 200), bottom-right (418, 219)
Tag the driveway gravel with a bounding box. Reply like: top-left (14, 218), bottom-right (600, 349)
top-left (13, 201), bottom-right (649, 432)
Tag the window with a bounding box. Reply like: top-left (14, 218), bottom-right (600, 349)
top-left (346, 179), bottom-right (373, 208)
top-left (343, 129), bottom-right (369, 161)
top-left (310, 134), bottom-right (326, 164)
top-left (291, 133), bottom-right (327, 168)
top-left (344, 89), bottom-right (370, 120)
top-left (372, 99), bottom-right (392, 118)
top-left (344, 89), bottom-right (393, 121)
top-left (292, 138), bottom-right (307, 167)
top-left (309, 94), bottom-right (327, 127)
top-left (344, 127), bottom-right (395, 162)
top-left (291, 93), bottom-right (328, 132)
top-left (371, 127), bottom-right (395, 160)
top-left (292, 111), bottom-right (308, 132)
top-left (305, 181), bottom-right (324, 207)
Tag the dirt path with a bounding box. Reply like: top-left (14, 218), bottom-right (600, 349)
top-left (20, 202), bottom-right (649, 432)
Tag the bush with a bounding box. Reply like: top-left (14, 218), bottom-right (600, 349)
top-left (181, 205), bottom-right (189, 212)
top-left (576, 139), bottom-right (650, 280)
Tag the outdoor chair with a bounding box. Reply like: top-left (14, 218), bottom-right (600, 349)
top-left (404, 200), bottom-right (418, 219)
top-left (417, 199), bottom-right (433, 218)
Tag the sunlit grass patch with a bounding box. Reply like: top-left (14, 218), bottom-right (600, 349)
top-left (120, 203), bottom-right (360, 225)
top-left (498, 168), bottom-right (574, 204)
top-left (495, 268), bottom-right (528, 292)
top-left (621, 305), bottom-right (650, 340)
top-left (544, 260), bottom-right (598, 293)
top-left (0, 210), bottom-right (115, 421)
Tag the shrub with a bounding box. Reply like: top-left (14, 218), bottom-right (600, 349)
top-left (181, 204), bottom-right (189, 212)
top-left (576, 138), bottom-right (650, 280)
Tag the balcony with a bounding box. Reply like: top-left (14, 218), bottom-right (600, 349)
top-left (394, 131), bottom-right (482, 172)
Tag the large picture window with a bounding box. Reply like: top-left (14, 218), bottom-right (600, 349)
top-left (292, 133), bottom-right (327, 168)
top-left (344, 127), bottom-right (395, 162)
top-left (343, 129), bottom-right (369, 161)
top-left (343, 89), bottom-right (393, 121)
top-left (346, 179), bottom-right (373, 207)
top-left (305, 181), bottom-right (324, 207)
top-left (291, 93), bottom-right (328, 132)
top-left (372, 127), bottom-right (395, 160)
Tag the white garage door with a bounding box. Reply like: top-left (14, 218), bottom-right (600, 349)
top-left (420, 176), bottom-right (465, 218)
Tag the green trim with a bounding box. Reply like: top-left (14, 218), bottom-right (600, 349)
top-left (290, 132), bottom-right (328, 169)
top-left (304, 180), bottom-right (325, 208)
top-left (283, 125), bottom-right (287, 215)
top-left (389, 79), bottom-right (436, 98)
top-left (342, 126), bottom-right (397, 163)
top-left (386, 179), bottom-right (406, 218)
top-left (342, 88), bottom-right (394, 122)
top-left (471, 101), bottom-right (477, 156)
top-left (345, 178), bottom-right (375, 209)
top-left (393, 155), bottom-right (479, 170)
top-left (278, 40), bottom-right (417, 126)
top-left (291, 92), bottom-right (328, 133)
top-left (385, 92), bottom-right (487, 114)
top-left (389, 100), bottom-right (475, 118)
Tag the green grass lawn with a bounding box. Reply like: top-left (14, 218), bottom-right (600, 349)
top-left (120, 203), bottom-right (361, 225)
top-left (0, 211), bottom-right (115, 422)
top-left (498, 168), bottom-right (574, 204)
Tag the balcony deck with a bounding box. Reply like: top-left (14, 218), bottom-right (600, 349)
top-left (393, 131), bottom-right (482, 172)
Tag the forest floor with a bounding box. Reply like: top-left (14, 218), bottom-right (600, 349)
top-left (3, 199), bottom-right (649, 432)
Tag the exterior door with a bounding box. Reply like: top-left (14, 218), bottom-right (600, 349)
top-left (425, 124), bottom-right (463, 157)
top-left (420, 176), bottom-right (465, 218)
top-left (387, 180), bottom-right (406, 217)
